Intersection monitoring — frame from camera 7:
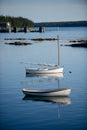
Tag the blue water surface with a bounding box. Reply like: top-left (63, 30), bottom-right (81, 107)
top-left (0, 27), bottom-right (87, 130)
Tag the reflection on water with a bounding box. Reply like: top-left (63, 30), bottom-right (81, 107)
top-left (23, 94), bottom-right (71, 120)
top-left (23, 95), bottom-right (71, 105)
top-left (26, 73), bottom-right (63, 84)
top-left (21, 73), bottom-right (64, 86)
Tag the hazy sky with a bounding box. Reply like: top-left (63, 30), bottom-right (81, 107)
top-left (0, 0), bottom-right (87, 22)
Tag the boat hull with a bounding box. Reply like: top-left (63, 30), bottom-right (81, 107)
top-left (26, 67), bottom-right (63, 74)
top-left (22, 88), bottom-right (71, 97)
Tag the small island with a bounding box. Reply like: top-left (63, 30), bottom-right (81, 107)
top-left (65, 39), bottom-right (87, 47)
top-left (5, 41), bottom-right (32, 45)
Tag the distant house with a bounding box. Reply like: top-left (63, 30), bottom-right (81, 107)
top-left (0, 22), bottom-right (11, 32)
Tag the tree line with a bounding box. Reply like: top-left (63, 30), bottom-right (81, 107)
top-left (35, 21), bottom-right (87, 27)
top-left (0, 15), bottom-right (34, 28)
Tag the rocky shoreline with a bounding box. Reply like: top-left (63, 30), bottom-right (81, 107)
top-left (65, 43), bottom-right (87, 47)
top-left (62, 39), bottom-right (87, 47)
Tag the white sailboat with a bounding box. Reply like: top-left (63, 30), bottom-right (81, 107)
top-left (26, 35), bottom-right (63, 74)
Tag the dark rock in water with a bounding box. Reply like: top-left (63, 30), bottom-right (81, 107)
top-left (31, 38), bottom-right (57, 41)
top-left (69, 39), bottom-right (87, 43)
top-left (70, 43), bottom-right (87, 47)
top-left (68, 39), bottom-right (87, 47)
top-left (69, 71), bottom-right (72, 73)
top-left (5, 38), bottom-right (26, 40)
top-left (65, 42), bottom-right (87, 48)
top-left (5, 42), bottom-right (32, 45)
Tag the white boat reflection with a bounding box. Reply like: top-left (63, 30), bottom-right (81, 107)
top-left (26, 73), bottom-right (63, 79)
top-left (22, 73), bottom-right (64, 86)
top-left (23, 95), bottom-right (71, 105)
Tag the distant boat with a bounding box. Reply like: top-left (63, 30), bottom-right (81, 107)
top-left (26, 35), bottom-right (63, 74)
top-left (22, 88), bottom-right (71, 97)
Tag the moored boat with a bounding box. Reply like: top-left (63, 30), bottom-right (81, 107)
top-left (26, 67), bottom-right (63, 74)
top-left (26, 35), bottom-right (63, 74)
top-left (22, 88), bottom-right (71, 97)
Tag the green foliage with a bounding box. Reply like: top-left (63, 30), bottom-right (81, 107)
top-left (0, 15), bottom-right (34, 27)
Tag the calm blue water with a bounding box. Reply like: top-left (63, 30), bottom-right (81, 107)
top-left (0, 27), bottom-right (87, 130)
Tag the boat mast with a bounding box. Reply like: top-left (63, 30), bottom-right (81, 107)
top-left (57, 35), bottom-right (60, 66)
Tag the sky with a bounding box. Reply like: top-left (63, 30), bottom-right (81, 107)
top-left (0, 0), bottom-right (87, 22)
